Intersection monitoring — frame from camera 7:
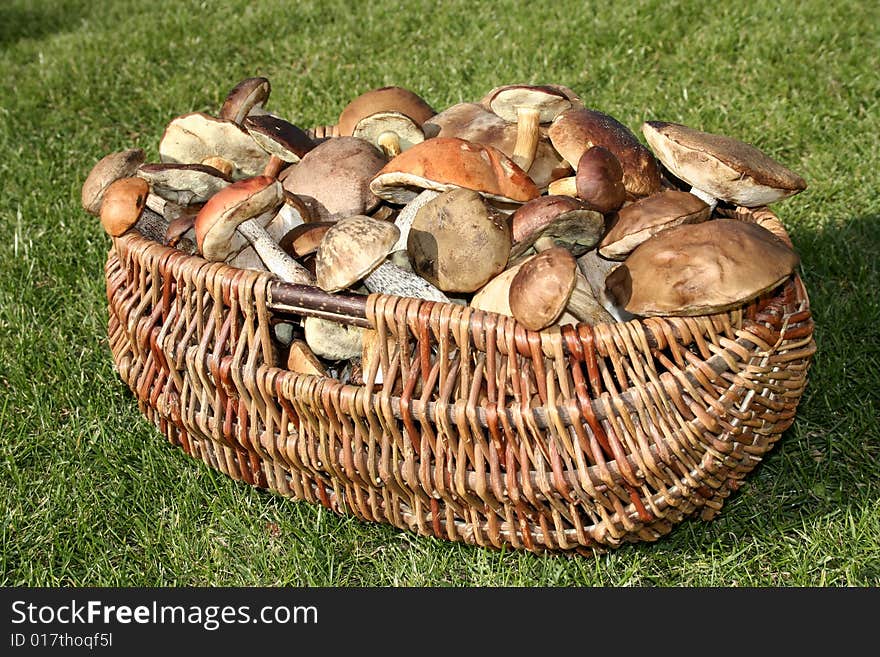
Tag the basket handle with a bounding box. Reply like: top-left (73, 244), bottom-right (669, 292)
top-left (267, 281), bottom-right (371, 327)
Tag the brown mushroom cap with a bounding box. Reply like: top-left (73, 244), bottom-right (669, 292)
top-left (135, 162), bottom-right (232, 205)
top-left (469, 259), bottom-right (530, 317)
top-left (575, 146), bottom-right (627, 214)
top-left (337, 85), bottom-right (436, 137)
top-left (315, 215), bottom-right (400, 292)
top-left (510, 195), bottom-right (605, 259)
top-left (599, 189), bottom-right (712, 260)
top-left (369, 137), bottom-right (540, 205)
top-left (194, 175), bottom-right (282, 261)
top-left (605, 218), bottom-right (800, 316)
top-left (159, 112), bottom-right (270, 180)
top-left (281, 136), bottom-right (386, 222)
top-left (641, 121), bottom-right (807, 207)
top-left (407, 187), bottom-right (512, 293)
top-left (99, 176), bottom-right (150, 236)
top-left (81, 148), bottom-right (146, 215)
top-left (508, 246), bottom-right (577, 330)
top-left (218, 77), bottom-right (271, 124)
top-left (243, 114), bottom-right (316, 164)
top-left (549, 108), bottom-right (662, 198)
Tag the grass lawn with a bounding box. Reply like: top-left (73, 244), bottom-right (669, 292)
top-left (1, 0), bottom-right (878, 587)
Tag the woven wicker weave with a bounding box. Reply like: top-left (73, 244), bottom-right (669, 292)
top-left (103, 197), bottom-right (815, 556)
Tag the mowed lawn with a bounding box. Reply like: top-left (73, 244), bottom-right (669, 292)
top-left (0, 0), bottom-right (877, 587)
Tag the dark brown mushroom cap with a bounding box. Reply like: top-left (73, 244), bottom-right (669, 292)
top-left (605, 218), bottom-right (800, 316)
top-left (549, 108), bottom-right (662, 198)
top-left (99, 176), bottom-right (150, 236)
top-left (135, 162), bottom-right (232, 204)
top-left (480, 84), bottom-right (573, 123)
top-left (81, 148), bottom-right (146, 215)
top-left (315, 215), bottom-right (400, 292)
top-left (369, 137), bottom-right (540, 205)
top-left (194, 175), bottom-right (283, 261)
top-left (508, 246), bottom-right (578, 330)
top-left (281, 136), bottom-right (386, 221)
top-left (159, 112), bottom-right (270, 180)
top-left (243, 114), bottom-right (316, 163)
top-left (407, 187), bottom-right (512, 293)
top-left (218, 77), bottom-right (271, 124)
top-left (337, 85), bottom-right (436, 137)
top-left (641, 121), bottom-right (808, 206)
top-left (575, 146), bottom-right (627, 214)
top-left (422, 102), bottom-right (571, 189)
top-left (510, 195), bottom-right (605, 258)
top-left (599, 189), bottom-right (712, 260)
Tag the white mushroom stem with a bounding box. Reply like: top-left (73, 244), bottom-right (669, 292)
top-left (547, 176), bottom-right (577, 197)
top-left (377, 131), bottom-right (402, 158)
top-left (511, 106), bottom-right (541, 172)
top-left (688, 186), bottom-right (718, 213)
top-left (364, 260), bottom-right (450, 303)
top-left (236, 219), bottom-right (315, 285)
top-left (391, 189), bottom-right (439, 252)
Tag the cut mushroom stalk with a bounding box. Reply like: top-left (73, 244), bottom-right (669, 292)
top-left (235, 217), bottom-right (314, 285)
top-left (510, 106), bottom-right (541, 171)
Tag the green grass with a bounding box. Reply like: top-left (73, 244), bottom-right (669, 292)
top-left (1, 0), bottom-right (878, 587)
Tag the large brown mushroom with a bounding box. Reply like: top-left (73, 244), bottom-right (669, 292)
top-left (99, 176), bottom-right (168, 243)
top-left (509, 194), bottom-right (605, 261)
top-left (81, 148), bottom-right (146, 215)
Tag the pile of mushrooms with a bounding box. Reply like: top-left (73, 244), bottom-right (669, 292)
top-left (83, 77), bottom-right (807, 382)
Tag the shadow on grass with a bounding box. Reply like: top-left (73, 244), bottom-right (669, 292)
top-left (0, 2), bottom-right (88, 48)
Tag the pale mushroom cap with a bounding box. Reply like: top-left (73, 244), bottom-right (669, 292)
top-left (218, 77), bottom-right (271, 124)
top-left (315, 214), bottom-right (400, 292)
top-left (510, 195), bottom-right (605, 258)
top-left (159, 112), bottom-right (270, 180)
top-left (81, 148), bottom-right (146, 215)
top-left (281, 136), bottom-right (386, 221)
top-left (605, 218), bottom-right (800, 316)
top-left (549, 108), bottom-right (662, 198)
top-left (194, 175), bottom-right (282, 261)
top-left (135, 162), bottom-right (232, 204)
top-left (243, 114), bottom-right (316, 163)
top-left (369, 137), bottom-right (540, 205)
top-left (480, 84), bottom-right (573, 123)
top-left (337, 85), bottom-right (436, 137)
top-left (641, 121), bottom-right (807, 207)
top-left (469, 260), bottom-right (529, 317)
top-left (99, 176), bottom-right (150, 236)
top-left (351, 111), bottom-right (425, 152)
top-left (508, 246), bottom-right (578, 330)
top-left (407, 187), bottom-right (512, 293)
top-left (599, 189), bottom-right (711, 260)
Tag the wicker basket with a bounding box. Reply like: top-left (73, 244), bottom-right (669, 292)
top-left (104, 196), bottom-right (815, 556)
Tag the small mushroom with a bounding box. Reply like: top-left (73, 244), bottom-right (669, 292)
top-left (194, 175), bottom-right (314, 285)
top-left (469, 259), bottom-right (528, 316)
top-left (480, 84), bottom-right (572, 171)
top-left (316, 214), bottom-right (449, 302)
top-left (287, 339), bottom-right (327, 376)
top-left (281, 136), bottom-right (386, 222)
top-left (369, 137), bottom-right (540, 206)
top-left (159, 112), bottom-right (270, 180)
top-left (135, 162), bottom-right (232, 205)
top-left (605, 218), bottom-right (800, 317)
top-left (509, 195), bottom-right (605, 261)
top-left (278, 221), bottom-right (335, 259)
top-left (304, 316), bottom-right (365, 361)
top-left (547, 145), bottom-right (627, 215)
top-left (407, 187), bottom-right (512, 293)
top-left (641, 121), bottom-right (807, 209)
top-left (99, 176), bottom-right (168, 243)
top-left (548, 108), bottom-right (662, 198)
top-left (243, 114), bottom-right (316, 178)
top-left (218, 76), bottom-right (272, 124)
top-left (598, 189), bottom-right (712, 260)
top-left (81, 148), bottom-right (146, 215)
top-left (508, 246), bottom-right (614, 330)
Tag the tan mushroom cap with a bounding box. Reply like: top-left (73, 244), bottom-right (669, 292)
top-left (194, 175), bottom-right (282, 261)
top-left (508, 246), bottom-right (578, 330)
top-left (605, 218), bottom-right (800, 317)
top-left (100, 176), bottom-right (150, 236)
top-left (422, 102), bottom-right (571, 189)
top-left (641, 121), bottom-right (807, 207)
top-left (369, 137), bottom-right (540, 205)
top-left (218, 77), bottom-right (271, 124)
top-left (281, 136), bottom-right (386, 222)
top-left (549, 108), bottom-right (662, 198)
top-left (509, 195), bottom-right (605, 259)
top-left (159, 112), bottom-right (270, 180)
top-left (315, 215), bottom-right (400, 292)
top-left (470, 258), bottom-right (530, 317)
top-left (81, 148), bottom-right (146, 215)
top-left (599, 189), bottom-right (711, 260)
top-left (407, 187), bottom-right (512, 293)
top-left (337, 85), bottom-right (436, 137)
